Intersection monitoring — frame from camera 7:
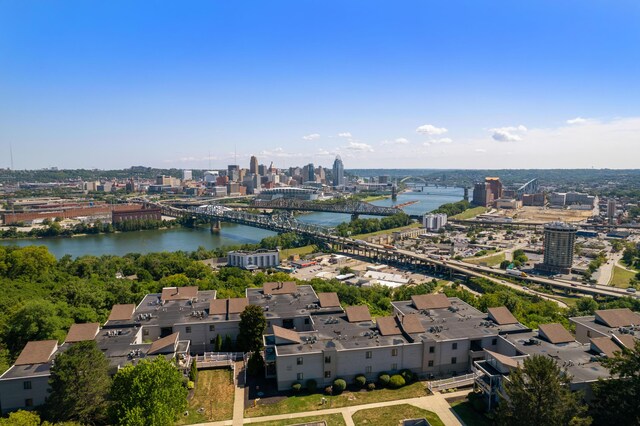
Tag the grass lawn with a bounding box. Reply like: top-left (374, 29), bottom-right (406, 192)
top-left (449, 399), bottom-right (492, 426)
top-left (177, 369), bottom-right (235, 424)
top-left (451, 206), bottom-right (487, 220)
top-left (250, 414), bottom-right (347, 426)
top-left (352, 404), bottom-right (444, 426)
top-left (280, 245), bottom-right (315, 259)
top-left (355, 221), bottom-right (423, 239)
top-left (609, 265), bottom-right (636, 288)
top-left (464, 252), bottom-right (505, 266)
top-left (361, 195), bottom-right (390, 202)
top-left (245, 381), bottom-right (428, 418)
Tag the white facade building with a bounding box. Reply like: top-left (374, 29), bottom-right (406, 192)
top-left (423, 213), bottom-right (447, 231)
top-left (227, 249), bottom-right (280, 270)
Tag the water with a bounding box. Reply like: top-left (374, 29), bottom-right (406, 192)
top-left (0, 224), bottom-right (276, 258)
top-left (0, 187), bottom-right (462, 258)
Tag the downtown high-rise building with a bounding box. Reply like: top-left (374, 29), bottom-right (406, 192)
top-left (540, 222), bottom-right (577, 274)
top-left (307, 163), bottom-right (315, 182)
top-left (250, 156), bottom-right (259, 175)
top-left (332, 155), bottom-right (345, 187)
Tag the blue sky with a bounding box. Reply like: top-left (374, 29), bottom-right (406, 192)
top-left (1, 1), bottom-right (639, 170)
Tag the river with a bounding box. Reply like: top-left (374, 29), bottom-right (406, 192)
top-left (0, 186), bottom-right (463, 258)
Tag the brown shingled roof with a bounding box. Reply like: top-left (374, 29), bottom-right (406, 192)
top-left (590, 337), bottom-right (622, 358)
top-left (228, 297), bottom-right (249, 314)
top-left (538, 323), bottom-right (574, 344)
top-left (148, 332), bottom-right (179, 355)
top-left (399, 315), bottom-right (425, 334)
top-left (15, 340), bottom-right (58, 365)
top-left (614, 334), bottom-right (637, 350)
top-left (376, 316), bottom-right (402, 336)
top-left (411, 293), bottom-right (451, 310)
top-left (345, 305), bottom-right (372, 323)
top-left (263, 281), bottom-right (297, 295)
top-left (595, 308), bottom-right (640, 328)
top-left (485, 349), bottom-right (521, 369)
top-left (209, 299), bottom-right (227, 315)
top-left (488, 307), bottom-right (519, 325)
top-left (210, 298), bottom-right (249, 317)
top-left (273, 325), bottom-right (302, 344)
top-left (318, 292), bottom-right (341, 308)
top-left (65, 323), bottom-right (100, 343)
top-left (108, 304), bottom-right (135, 322)
top-left (161, 286), bottom-right (198, 301)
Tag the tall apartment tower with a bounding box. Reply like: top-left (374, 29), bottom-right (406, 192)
top-left (541, 222), bottom-right (577, 274)
top-left (307, 163), bottom-right (315, 182)
top-left (607, 200), bottom-right (617, 225)
top-left (332, 155), bottom-right (345, 187)
top-left (250, 156), bottom-right (259, 175)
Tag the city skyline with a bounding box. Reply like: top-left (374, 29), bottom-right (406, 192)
top-left (2, 1), bottom-right (639, 170)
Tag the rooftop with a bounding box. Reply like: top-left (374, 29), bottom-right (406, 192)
top-left (246, 285), bottom-right (342, 319)
top-left (411, 293), bottom-right (451, 310)
top-left (318, 292), bottom-right (341, 308)
top-left (14, 340), bottom-right (58, 366)
top-left (346, 305), bottom-right (372, 323)
top-left (132, 290), bottom-right (217, 328)
top-left (65, 322), bottom-right (100, 343)
top-left (161, 286), bottom-right (199, 302)
top-left (487, 307), bottom-right (519, 325)
top-left (538, 323), bottom-right (575, 344)
top-left (107, 304), bottom-right (136, 322)
top-left (595, 308), bottom-right (640, 328)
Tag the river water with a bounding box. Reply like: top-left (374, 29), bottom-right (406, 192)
top-left (0, 186), bottom-right (462, 258)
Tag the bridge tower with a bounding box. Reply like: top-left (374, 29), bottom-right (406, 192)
top-left (210, 219), bottom-right (222, 233)
top-left (463, 187), bottom-right (469, 201)
top-left (391, 184), bottom-right (397, 201)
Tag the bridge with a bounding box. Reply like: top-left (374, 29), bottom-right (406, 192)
top-left (154, 202), bottom-right (632, 300)
top-left (249, 198), bottom-right (405, 220)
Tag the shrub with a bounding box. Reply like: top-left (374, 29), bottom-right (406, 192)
top-left (306, 379), bottom-right (318, 393)
top-left (325, 386), bottom-right (333, 395)
top-left (400, 369), bottom-right (414, 383)
top-left (187, 380), bottom-right (195, 390)
top-left (354, 375), bottom-right (367, 388)
top-left (367, 382), bottom-right (376, 391)
top-left (333, 379), bottom-right (347, 394)
top-left (291, 382), bottom-right (302, 393)
top-left (189, 359), bottom-right (198, 382)
top-left (378, 373), bottom-right (391, 388)
top-left (389, 374), bottom-right (406, 389)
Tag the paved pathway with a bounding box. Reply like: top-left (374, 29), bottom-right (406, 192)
top-left (195, 389), bottom-right (464, 426)
top-left (231, 361), bottom-right (245, 426)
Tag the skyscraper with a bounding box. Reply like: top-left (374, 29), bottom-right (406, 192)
top-left (250, 156), bottom-right (258, 175)
top-left (332, 155), bottom-right (345, 187)
top-left (540, 222), bottom-right (577, 274)
top-left (307, 163), bottom-right (315, 182)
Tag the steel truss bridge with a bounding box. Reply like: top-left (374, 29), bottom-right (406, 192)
top-left (154, 202), bottom-right (629, 299)
top-left (250, 198), bottom-right (403, 219)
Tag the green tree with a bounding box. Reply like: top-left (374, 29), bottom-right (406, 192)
top-left (496, 355), bottom-right (589, 426)
top-left (591, 340), bottom-right (640, 425)
top-left (110, 357), bottom-right (187, 426)
top-left (45, 341), bottom-right (111, 424)
top-left (6, 246), bottom-right (57, 279)
top-left (238, 305), bottom-right (266, 352)
top-left (215, 334), bottom-right (223, 351)
top-left (0, 410), bottom-right (42, 426)
top-left (5, 300), bottom-right (68, 355)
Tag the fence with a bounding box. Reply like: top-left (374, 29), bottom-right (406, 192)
top-left (427, 372), bottom-right (476, 393)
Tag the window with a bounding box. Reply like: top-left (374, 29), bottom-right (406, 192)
top-left (23, 381), bottom-right (32, 390)
top-left (492, 338), bottom-right (497, 345)
top-left (391, 348), bottom-right (398, 356)
top-left (297, 357), bottom-right (303, 365)
top-left (143, 329), bottom-right (149, 336)
top-left (25, 399), bottom-right (33, 407)
top-left (391, 363), bottom-right (398, 370)
top-left (304, 318), bottom-right (310, 325)
top-left (451, 357), bottom-right (457, 365)
top-left (429, 346), bottom-right (435, 353)
top-left (365, 366), bottom-right (372, 374)
top-left (325, 356), bottom-right (332, 364)
top-left (210, 338), bottom-right (215, 345)
top-left (297, 373), bottom-right (304, 380)
top-left (428, 360), bottom-right (434, 367)
top-left (452, 342), bottom-right (458, 350)
top-left (366, 351), bottom-right (372, 359)
top-left (186, 326), bottom-right (192, 334)
top-left (209, 325), bottom-right (215, 332)
top-left (325, 371), bottom-right (331, 378)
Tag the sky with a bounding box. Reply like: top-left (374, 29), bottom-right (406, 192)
top-left (1, 1), bottom-right (639, 170)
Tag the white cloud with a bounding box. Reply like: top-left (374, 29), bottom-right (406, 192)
top-left (259, 147), bottom-right (303, 158)
top-left (302, 133), bottom-right (320, 141)
top-left (416, 124), bottom-right (448, 135)
top-left (381, 137), bottom-right (409, 145)
top-left (474, 148), bottom-right (487, 153)
top-left (432, 138), bottom-right (452, 144)
top-left (344, 141), bottom-right (374, 152)
top-left (566, 117), bottom-right (588, 125)
top-left (490, 125), bottom-right (527, 142)
top-left (338, 132), bottom-right (352, 138)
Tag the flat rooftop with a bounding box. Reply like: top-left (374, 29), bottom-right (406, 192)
top-left (571, 314), bottom-right (640, 340)
top-left (392, 297), bottom-right (529, 342)
top-left (129, 290), bottom-right (217, 328)
top-left (274, 312), bottom-right (412, 355)
top-left (246, 285), bottom-right (343, 320)
top-left (502, 331), bottom-right (609, 384)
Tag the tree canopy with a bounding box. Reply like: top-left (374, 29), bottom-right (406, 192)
top-left (238, 304), bottom-right (267, 352)
top-left (496, 355), bottom-right (590, 426)
top-left (45, 341), bottom-right (111, 424)
top-left (109, 357), bottom-right (187, 426)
